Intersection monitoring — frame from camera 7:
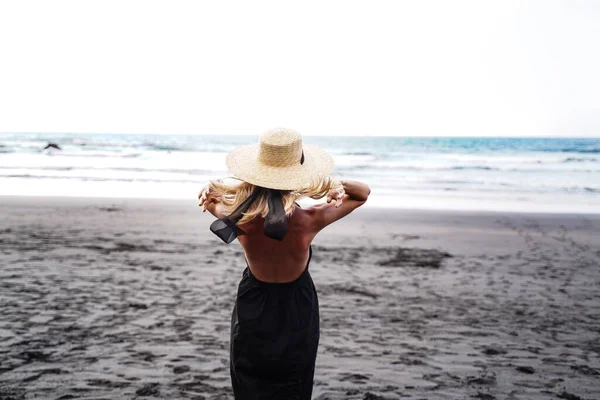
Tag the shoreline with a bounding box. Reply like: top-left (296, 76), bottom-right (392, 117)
top-left (2, 193), bottom-right (600, 216)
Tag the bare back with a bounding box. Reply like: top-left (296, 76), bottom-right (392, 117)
top-left (237, 206), bottom-right (316, 283)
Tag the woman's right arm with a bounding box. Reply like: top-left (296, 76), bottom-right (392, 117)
top-left (308, 179), bottom-right (371, 231)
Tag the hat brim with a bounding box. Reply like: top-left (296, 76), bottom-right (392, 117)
top-left (226, 143), bottom-right (335, 190)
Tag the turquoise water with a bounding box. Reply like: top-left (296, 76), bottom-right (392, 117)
top-left (1, 133), bottom-right (599, 213)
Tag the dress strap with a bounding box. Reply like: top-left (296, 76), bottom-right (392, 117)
top-left (306, 245), bottom-right (313, 270)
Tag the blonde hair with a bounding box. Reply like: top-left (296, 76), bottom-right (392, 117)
top-left (209, 177), bottom-right (338, 225)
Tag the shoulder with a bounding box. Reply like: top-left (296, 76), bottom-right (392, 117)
top-left (289, 206), bottom-right (315, 230)
top-left (293, 204), bottom-right (329, 235)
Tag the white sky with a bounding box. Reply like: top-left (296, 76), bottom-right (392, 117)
top-left (0, 0), bottom-right (598, 137)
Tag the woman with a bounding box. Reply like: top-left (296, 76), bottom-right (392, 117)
top-left (198, 128), bottom-right (370, 399)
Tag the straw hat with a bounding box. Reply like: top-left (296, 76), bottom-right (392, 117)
top-left (225, 128), bottom-right (335, 190)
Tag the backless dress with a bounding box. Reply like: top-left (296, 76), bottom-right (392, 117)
top-left (230, 245), bottom-right (319, 399)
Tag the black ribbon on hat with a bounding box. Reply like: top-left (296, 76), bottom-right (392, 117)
top-left (210, 186), bottom-right (289, 243)
top-left (263, 189), bottom-right (288, 240)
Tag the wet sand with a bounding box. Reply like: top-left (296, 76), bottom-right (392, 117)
top-left (1, 195), bottom-right (599, 400)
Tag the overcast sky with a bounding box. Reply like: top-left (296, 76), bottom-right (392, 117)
top-left (0, 0), bottom-right (598, 137)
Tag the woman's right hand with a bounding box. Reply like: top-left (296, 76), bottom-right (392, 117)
top-left (326, 182), bottom-right (346, 208)
top-left (310, 179), bottom-right (370, 231)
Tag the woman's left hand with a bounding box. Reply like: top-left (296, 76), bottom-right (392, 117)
top-left (198, 184), bottom-right (219, 212)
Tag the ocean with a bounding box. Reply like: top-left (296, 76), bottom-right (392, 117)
top-left (1, 133), bottom-right (599, 213)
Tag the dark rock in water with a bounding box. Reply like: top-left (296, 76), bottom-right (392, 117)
top-left (44, 143), bottom-right (61, 150)
top-left (173, 365), bottom-right (191, 374)
top-left (515, 366), bottom-right (535, 374)
top-left (557, 391), bottom-right (583, 400)
top-left (98, 206), bottom-right (121, 212)
top-left (136, 383), bottom-right (160, 396)
top-left (472, 393), bottom-right (496, 400)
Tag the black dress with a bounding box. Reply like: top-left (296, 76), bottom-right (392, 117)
top-left (230, 245), bottom-right (320, 400)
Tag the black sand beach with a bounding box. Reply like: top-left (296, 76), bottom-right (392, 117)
top-left (1, 196), bottom-right (599, 399)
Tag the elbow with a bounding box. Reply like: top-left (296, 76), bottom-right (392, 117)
top-left (361, 185), bottom-right (371, 203)
top-left (356, 188), bottom-right (370, 205)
